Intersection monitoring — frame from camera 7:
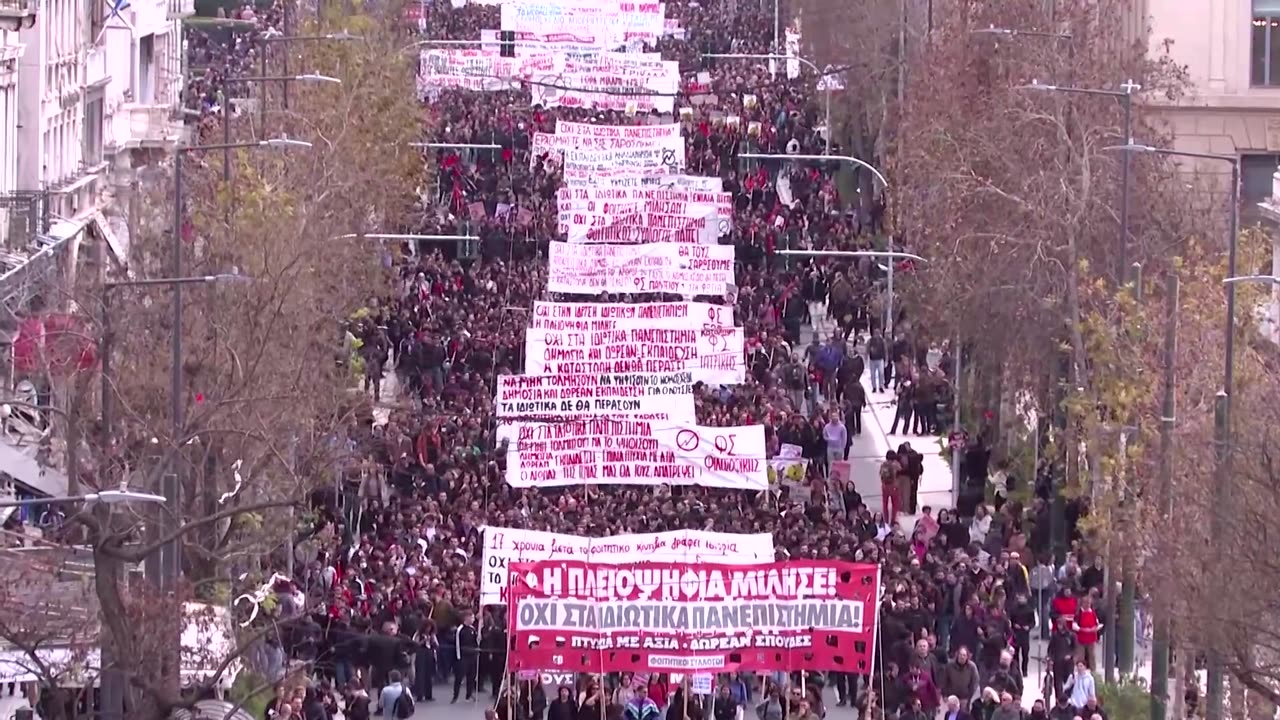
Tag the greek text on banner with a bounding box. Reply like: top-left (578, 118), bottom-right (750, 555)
top-left (529, 301), bottom-right (733, 330)
top-left (479, 528), bottom-right (774, 605)
top-left (523, 325), bottom-right (744, 383)
top-left (506, 560), bottom-right (881, 673)
top-left (504, 420), bottom-right (767, 489)
top-left (495, 372), bottom-right (696, 418)
top-left (547, 242), bottom-right (736, 296)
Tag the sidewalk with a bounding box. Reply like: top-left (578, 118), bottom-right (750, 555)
top-left (804, 315), bottom-right (954, 532)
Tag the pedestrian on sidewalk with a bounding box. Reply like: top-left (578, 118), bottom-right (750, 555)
top-left (890, 379), bottom-right (916, 435)
top-left (843, 383), bottom-right (865, 454)
top-left (880, 451), bottom-right (903, 519)
top-left (823, 412), bottom-right (847, 471)
top-left (867, 330), bottom-right (887, 393)
top-left (898, 442), bottom-right (924, 514)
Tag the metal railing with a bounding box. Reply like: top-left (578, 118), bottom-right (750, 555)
top-left (0, 191), bottom-right (51, 254)
top-left (0, 0), bottom-right (35, 15)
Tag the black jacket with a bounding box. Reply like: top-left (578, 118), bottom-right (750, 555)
top-left (455, 623), bottom-right (480, 660)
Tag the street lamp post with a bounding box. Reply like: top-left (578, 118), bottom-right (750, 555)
top-left (1020, 80), bottom-right (1141, 287)
top-left (409, 143), bottom-right (502, 150)
top-left (971, 25), bottom-right (1073, 40)
top-left (169, 138), bottom-right (309, 585)
top-left (221, 73), bottom-right (340, 178)
top-left (334, 232), bottom-right (483, 260)
top-left (701, 54), bottom-right (832, 155)
top-left (257, 30), bottom-right (360, 111)
top-left (1023, 79), bottom-right (1141, 681)
top-left (0, 489), bottom-right (167, 509)
top-left (1107, 143), bottom-right (1240, 720)
top-left (100, 274), bottom-right (250, 462)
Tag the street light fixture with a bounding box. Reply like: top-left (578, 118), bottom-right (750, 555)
top-left (222, 73), bottom-right (339, 160)
top-left (1106, 142), bottom-right (1239, 720)
top-left (167, 138), bottom-right (305, 584)
top-left (740, 152), bottom-right (895, 334)
top-left (738, 153), bottom-right (888, 187)
top-left (261, 28), bottom-right (362, 42)
top-left (1223, 275), bottom-right (1280, 285)
top-left (971, 25), bottom-right (1072, 39)
top-left (409, 142), bottom-right (503, 150)
top-left (334, 233), bottom-right (482, 242)
top-left (702, 53), bottom-right (832, 155)
top-left (0, 488), bottom-right (167, 509)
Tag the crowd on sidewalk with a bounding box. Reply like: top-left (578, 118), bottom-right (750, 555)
top-left (184, 2), bottom-right (1123, 720)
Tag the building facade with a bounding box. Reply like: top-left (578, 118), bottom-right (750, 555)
top-left (1144, 0), bottom-right (1280, 196)
top-left (0, 0), bottom-right (191, 501)
top-left (1144, 0), bottom-right (1280, 341)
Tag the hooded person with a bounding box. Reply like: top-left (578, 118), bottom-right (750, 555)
top-left (624, 685), bottom-right (661, 720)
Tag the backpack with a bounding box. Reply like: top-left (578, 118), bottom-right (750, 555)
top-left (394, 690), bottom-right (415, 719)
top-left (879, 461), bottom-right (898, 485)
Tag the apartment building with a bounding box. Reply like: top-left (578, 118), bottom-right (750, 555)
top-left (0, 0), bottom-right (192, 503)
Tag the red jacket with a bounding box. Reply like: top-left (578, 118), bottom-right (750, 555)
top-left (1075, 608), bottom-right (1101, 645)
top-left (1051, 595), bottom-right (1078, 624)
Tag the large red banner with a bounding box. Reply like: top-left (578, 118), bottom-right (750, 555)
top-left (507, 560), bottom-right (880, 674)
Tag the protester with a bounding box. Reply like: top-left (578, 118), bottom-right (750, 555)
top-left (218, 0), bottom-right (1119, 716)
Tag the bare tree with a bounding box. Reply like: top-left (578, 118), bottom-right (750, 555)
top-left (0, 12), bottom-right (425, 720)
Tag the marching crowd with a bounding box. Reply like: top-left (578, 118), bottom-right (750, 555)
top-left (229, 1), bottom-right (1108, 719)
top-left (183, 0), bottom-right (288, 136)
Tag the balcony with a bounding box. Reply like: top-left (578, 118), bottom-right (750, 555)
top-left (114, 103), bottom-right (183, 150)
top-left (168, 0), bottom-right (194, 18)
top-left (0, 0), bottom-right (36, 30)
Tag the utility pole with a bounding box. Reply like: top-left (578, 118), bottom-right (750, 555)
top-left (1150, 271), bottom-right (1179, 720)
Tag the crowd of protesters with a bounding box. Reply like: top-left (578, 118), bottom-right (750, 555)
top-left (183, 0), bottom-right (287, 139)
top-left (219, 0), bottom-right (1122, 719)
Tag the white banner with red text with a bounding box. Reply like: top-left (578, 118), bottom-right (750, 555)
top-left (523, 324), bottom-right (745, 383)
top-left (559, 207), bottom-right (721, 244)
top-left (557, 186), bottom-right (731, 218)
top-left (562, 164), bottom-right (674, 187)
top-left (529, 301), bottom-right (734, 331)
top-left (531, 72), bottom-right (677, 113)
top-left (495, 371), bottom-right (696, 420)
top-left (501, 0), bottom-right (666, 45)
top-left (548, 242), bottom-right (736, 296)
top-left (417, 50), bottom-right (556, 96)
top-left (506, 560), bottom-right (881, 673)
top-left (565, 173), bottom-right (723, 191)
top-left (532, 123), bottom-right (685, 167)
top-left (504, 420), bottom-right (767, 489)
top-left (480, 528), bottom-right (775, 605)
top-left (479, 29), bottom-right (605, 55)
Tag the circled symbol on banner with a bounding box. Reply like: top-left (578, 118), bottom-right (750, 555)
top-left (662, 149), bottom-right (677, 168)
top-left (676, 429), bottom-right (700, 451)
top-left (714, 434), bottom-right (737, 455)
top-left (718, 218), bottom-right (730, 235)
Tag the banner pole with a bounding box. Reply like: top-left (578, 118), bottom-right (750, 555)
top-left (506, 673), bottom-right (515, 720)
top-left (527, 680), bottom-right (533, 718)
top-left (872, 565), bottom-right (886, 720)
top-left (683, 677), bottom-right (689, 720)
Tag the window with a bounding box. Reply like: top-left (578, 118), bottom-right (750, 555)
top-left (83, 91), bottom-right (104, 166)
top-left (138, 34), bottom-right (155, 104)
top-left (1253, 0), bottom-right (1280, 86)
top-left (88, 0), bottom-right (105, 45)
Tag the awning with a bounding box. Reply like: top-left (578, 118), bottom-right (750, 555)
top-left (94, 210), bottom-right (131, 272)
